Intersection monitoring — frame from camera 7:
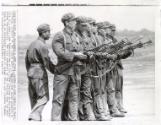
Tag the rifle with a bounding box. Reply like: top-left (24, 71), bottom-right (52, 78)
top-left (85, 42), bottom-right (111, 53)
top-left (84, 37), bottom-right (152, 78)
top-left (84, 40), bottom-right (127, 60)
top-left (98, 40), bottom-right (126, 53)
top-left (117, 40), bottom-right (152, 58)
top-left (101, 36), bottom-right (144, 55)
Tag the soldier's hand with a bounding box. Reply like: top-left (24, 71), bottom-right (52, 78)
top-left (118, 50), bottom-right (133, 60)
top-left (74, 52), bottom-right (87, 60)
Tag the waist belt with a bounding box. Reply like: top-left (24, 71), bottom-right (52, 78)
top-left (30, 63), bottom-right (44, 68)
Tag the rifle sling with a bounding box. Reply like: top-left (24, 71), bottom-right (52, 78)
top-left (89, 61), bottom-right (118, 78)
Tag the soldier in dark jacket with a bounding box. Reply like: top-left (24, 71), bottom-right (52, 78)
top-left (100, 22), bottom-right (125, 117)
top-left (51, 13), bottom-right (87, 121)
top-left (104, 22), bottom-right (132, 117)
top-left (108, 24), bottom-right (132, 114)
top-left (75, 16), bottom-right (96, 121)
top-left (95, 22), bottom-right (119, 119)
top-left (25, 24), bottom-right (55, 121)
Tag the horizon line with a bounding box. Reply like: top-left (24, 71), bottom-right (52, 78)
top-left (18, 28), bottom-right (155, 37)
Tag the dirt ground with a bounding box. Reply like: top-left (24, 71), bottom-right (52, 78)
top-left (16, 44), bottom-right (157, 124)
top-left (17, 62), bottom-right (156, 124)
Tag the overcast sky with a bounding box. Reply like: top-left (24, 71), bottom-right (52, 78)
top-left (17, 6), bottom-right (156, 36)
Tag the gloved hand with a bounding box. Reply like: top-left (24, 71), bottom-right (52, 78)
top-left (74, 52), bottom-right (87, 60)
top-left (118, 49), bottom-right (133, 59)
top-left (106, 54), bottom-right (118, 60)
top-left (86, 51), bottom-right (95, 60)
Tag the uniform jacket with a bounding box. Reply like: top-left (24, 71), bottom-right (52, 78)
top-left (25, 37), bottom-right (55, 79)
top-left (52, 28), bottom-right (83, 75)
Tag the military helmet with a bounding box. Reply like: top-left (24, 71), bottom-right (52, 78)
top-left (104, 21), bottom-right (113, 28)
top-left (61, 13), bottom-right (76, 23)
top-left (87, 17), bottom-right (96, 25)
top-left (111, 24), bottom-right (116, 31)
top-left (37, 24), bottom-right (50, 33)
top-left (97, 21), bottom-right (112, 29)
top-left (76, 16), bottom-right (89, 26)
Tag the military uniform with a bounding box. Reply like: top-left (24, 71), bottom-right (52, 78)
top-left (90, 22), bottom-right (113, 120)
top-left (105, 24), bottom-right (132, 116)
top-left (108, 25), bottom-right (131, 113)
top-left (98, 22), bottom-right (123, 116)
top-left (51, 13), bottom-right (84, 121)
top-left (76, 16), bottom-right (96, 121)
top-left (25, 24), bottom-right (55, 121)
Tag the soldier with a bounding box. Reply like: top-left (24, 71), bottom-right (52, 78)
top-left (75, 16), bottom-right (96, 121)
top-left (95, 22), bottom-right (120, 118)
top-left (108, 24), bottom-right (132, 114)
top-left (103, 22), bottom-right (133, 117)
top-left (87, 17), bottom-right (102, 46)
top-left (25, 24), bottom-right (55, 121)
top-left (99, 21), bottom-right (125, 117)
top-left (87, 21), bottom-right (117, 120)
top-left (51, 13), bottom-right (87, 121)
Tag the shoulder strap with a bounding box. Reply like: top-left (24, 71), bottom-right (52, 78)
top-left (62, 31), bottom-right (66, 51)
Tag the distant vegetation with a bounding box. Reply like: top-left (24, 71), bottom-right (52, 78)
top-left (116, 29), bottom-right (154, 44)
top-left (18, 28), bottom-right (155, 60)
top-left (19, 28), bottom-right (155, 48)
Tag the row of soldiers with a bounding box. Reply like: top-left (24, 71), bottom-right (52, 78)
top-left (25, 12), bottom-right (133, 121)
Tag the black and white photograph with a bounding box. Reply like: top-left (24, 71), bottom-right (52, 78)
top-left (1, 0), bottom-right (161, 125)
top-left (16, 5), bottom-right (156, 124)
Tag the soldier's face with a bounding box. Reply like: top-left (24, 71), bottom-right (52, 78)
top-left (42, 30), bottom-right (51, 40)
top-left (111, 30), bottom-right (116, 36)
top-left (90, 23), bottom-right (97, 33)
top-left (105, 28), bottom-right (112, 35)
top-left (77, 23), bottom-right (90, 32)
top-left (67, 20), bottom-right (76, 30)
top-left (98, 29), bottom-right (106, 36)
top-left (82, 24), bottom-right (90, 32)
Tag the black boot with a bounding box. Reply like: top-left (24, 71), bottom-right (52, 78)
top-left (110, 109), bottom-right (125, 117)
top-left (84, 103), bottom-right (96, 121)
